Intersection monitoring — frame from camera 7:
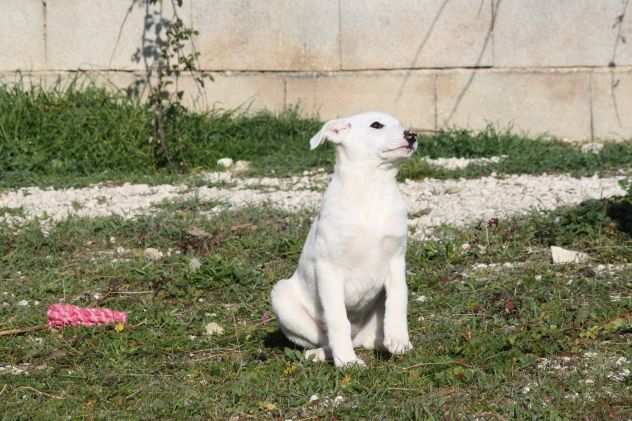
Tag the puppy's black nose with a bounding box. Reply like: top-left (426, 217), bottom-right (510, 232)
top-left (404, 130), bottom-right (417, 146)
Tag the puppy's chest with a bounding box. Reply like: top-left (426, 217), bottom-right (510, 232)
top-left (339, 223), bottom-right (404, 310)
top-left (337, 200), bottom-right (407, 251)
top-left (318, 187), bottom-right (407, 310)
top-left (345, 221), bottom-right (405, 259)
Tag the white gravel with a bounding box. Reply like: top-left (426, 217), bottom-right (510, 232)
top-left (422, 156), bottom-right (506, 170)
top-left (401, 174), bottom-right (625, 238)
top-left (0, 172), bottom-right (626, 239)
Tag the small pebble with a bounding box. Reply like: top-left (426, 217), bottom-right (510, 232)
top-left (217, 158), bottom-right (234, 169)
top-left (205, 322), bottom-right (225, 336)
top-left (144, 248), bottom-right (163, 261)
top-left (189, 257), bottom-right (202, 272)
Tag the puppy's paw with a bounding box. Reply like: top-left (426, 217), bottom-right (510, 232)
top-left (334, 357), bottom-right (366, 369)
top-left (304, 347), bottom-right (329, 362)
top-left (383, 336), bottom-right (413, 355)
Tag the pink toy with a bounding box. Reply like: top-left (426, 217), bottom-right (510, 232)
top-left (47, 304), bottom-right (127, 328)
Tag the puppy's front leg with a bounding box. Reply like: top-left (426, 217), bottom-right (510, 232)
top-left (383, 255), bottom-right (413, 355)
top-left (316, 262), bottom-right (365, 367)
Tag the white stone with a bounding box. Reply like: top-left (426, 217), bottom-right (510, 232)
top-left (143, 248), bottom-right (164, 261)
top-left (205, 322), bottom-right (225, 336)
top-left (550, 246), bottom-right (590, 264)
top-left (217, 158), bottom-right (234, 169)
top-left (580, 143), bottom-right (604, 154)
top-left (0, 364), bottom-right (28, 375)
top-left (608, 368), bottom-right (631, 382)
top-left (232, 161), bottom-right (251, 174)
top-left (189, 257), bottom-right (202, 272)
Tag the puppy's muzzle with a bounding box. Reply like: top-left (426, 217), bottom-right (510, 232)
top-left (404, 130), bottom-right (417, 148)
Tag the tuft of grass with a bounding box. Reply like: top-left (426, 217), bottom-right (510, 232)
top-left (1, 194), bottom-right (631, 419)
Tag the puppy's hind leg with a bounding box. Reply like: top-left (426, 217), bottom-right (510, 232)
top-left (270, 278), bottom-right (325, 350)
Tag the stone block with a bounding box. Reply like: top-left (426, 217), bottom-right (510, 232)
top-left (47, 0), bottom-right (192, 70)
top-left (193, 0), bottom-right (340, 71)
top-left (0, 70), bottom-right (139, 93)
top-left (285, 71), bottom-right (435, 129)
top-left (0, 70), bottom-right (284, 114)
top-left (591, 69), bottom-right (632, 141)
top-left (340, 0), bottom-right (493, 70)
top-left (436, 69), bottom-right (592, 140)
top-left (494, 0), bottom-right (632, 67)
top-left (180, 73), bottom-right (286, 113)
top-left (0, 0), bottom-right (46, 70)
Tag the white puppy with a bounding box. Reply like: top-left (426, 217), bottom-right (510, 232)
top-left (270, 111), bottom-right (417, 367)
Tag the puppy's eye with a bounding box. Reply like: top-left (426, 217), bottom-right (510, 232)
top-left (370, 121), bottom-right (384, 129)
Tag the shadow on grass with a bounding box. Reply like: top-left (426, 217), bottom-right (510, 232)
top-left (263, 329), bottom-right (300, 350)
top-left (607, 198), bottom-right (632, 237)
top-left (263, 329), bottom-right (407, 364)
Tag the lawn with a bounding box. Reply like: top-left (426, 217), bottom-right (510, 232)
top-left (1, 83), bottom-right (632, 419)
top-left (1, 195), bottom-right (632, 419)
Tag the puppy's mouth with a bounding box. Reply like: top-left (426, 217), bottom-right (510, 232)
top-left (384, 143), bottom-right (416, 153)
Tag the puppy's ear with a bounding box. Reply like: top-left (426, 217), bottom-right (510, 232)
top-left (309, 118), bottom-right (352, 150)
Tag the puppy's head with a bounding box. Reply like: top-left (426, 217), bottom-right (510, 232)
top-left (309, 112), bottom-right (417, 163)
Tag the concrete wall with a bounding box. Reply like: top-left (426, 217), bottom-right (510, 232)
top-left (1, 0), bottom-right (631, 141)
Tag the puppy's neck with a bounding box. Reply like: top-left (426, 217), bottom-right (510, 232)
top-left (333, 155), bottom-right (399, 184)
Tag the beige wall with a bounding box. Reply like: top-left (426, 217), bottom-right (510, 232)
top-left (1, 0), bottom-right (631, 141)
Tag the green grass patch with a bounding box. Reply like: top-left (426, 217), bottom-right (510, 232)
top-left (1, 82), bottom-right (632, 189)
top-left (401, 128), bottom-right (632, 180)
top-left (0, 83), bottom-right (330, 188)
top-left (1, 195), bottom-right (631, 418)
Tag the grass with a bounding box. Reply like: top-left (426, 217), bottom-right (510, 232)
top-left (401, 129), bottom-right (632, 181)
top-left (0, 83), bottom-right (330, 188)
top-left (1, 82), bottom-right (632, 189)
top-left (1, 195), bottom-right (632, 419)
